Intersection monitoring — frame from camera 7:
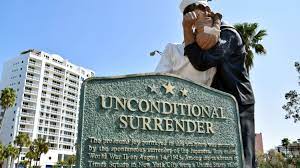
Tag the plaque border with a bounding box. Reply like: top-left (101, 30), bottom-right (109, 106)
top-left (76, 73), bottom-right (245, 168)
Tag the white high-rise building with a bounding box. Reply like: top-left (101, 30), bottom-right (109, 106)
top-left (0, 49), bottom-right (95, 167)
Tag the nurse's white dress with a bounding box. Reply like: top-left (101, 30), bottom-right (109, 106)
top-left (155, 43), bottom-right (216, 86)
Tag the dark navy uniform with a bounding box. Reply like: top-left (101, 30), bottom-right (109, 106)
top-left (185, 23), bottom-right (256, 168)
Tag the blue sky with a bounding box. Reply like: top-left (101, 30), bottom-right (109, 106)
top-left (0, 0), bottom-right (299, 151)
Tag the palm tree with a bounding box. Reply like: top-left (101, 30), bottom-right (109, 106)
top-left (19, 160), bottom-right (29, 168)
top-left (25, 145), bottom-right (37, 167)
top-left (4, 144), bottom-right (19, 168)
top-left (33, 138), bottom-right (49, 166)
top-left (282, 138), bottom-right (290, 157)
top-left (0, 143), bottom-right (5, 168)
top-left (0, 88), bottom-right (16, 113)
top-left (14, 133), bottom-right (31, 167)
top-left (57, 160), bottom-right (66, 168)
top-left (234, 22), bottom-right (267, 71)
top-left (66, 155), bottom-right (76, 168)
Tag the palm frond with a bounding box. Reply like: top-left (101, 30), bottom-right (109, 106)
top-left (253, 29), bottom-right (267, 43)
top-left (234, 22), bottom-right (267, 71)
top-left (245, 49), bottom-right (254, 71)
top-left (254, 44), bottom-right (267, 55)
top-left (245, 23), bottom-right (258, 39)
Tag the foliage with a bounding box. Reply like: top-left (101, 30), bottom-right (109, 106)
top-left (14, 133), bottom-right (31, 167)
top-left (4, 144), bottom-right (19, 167)
top-left (57, 160), bottom-right (66, 167)
top-left (25, 144), bottom-right (38, 167)
top-left (256, 149), bottom-right (300, 168)
top-left (66, 155), bottom-right (76, 167)
top-left (0, 143), bottom-right (5, 164)
top-left (56, 155), bottom-right (76, 168)
top-left (0, 88), bottom-right (16, 112)
top-left (234, 22), bottom-right (267, 71)
top-left (256, 151), bottom-right (271, 168)
top-left (267, 149), bottom-right (287, 168)
top-left (281, 138), bottom-right (290, 157)
top-left (19, 160), bottom-right (30, 167)
top-left (32, 138), bottom-right (49, 166)
top-left (283, 62), bottom-right (300, 123)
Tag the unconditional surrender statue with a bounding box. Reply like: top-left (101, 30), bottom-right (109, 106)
top-left (156, 0), bottom-right (256, 167)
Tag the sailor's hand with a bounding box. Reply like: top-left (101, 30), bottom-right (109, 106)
top-left (196, 33), bottom-right (219, 50)
top-left (194, 10), bottom-right (207, 21)
top-left (182, 11), bottom-right (197, 31)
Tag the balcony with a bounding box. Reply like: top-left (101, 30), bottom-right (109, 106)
top-left (60, 141), bottom-right (73, 145)
top-left (39, 123), bottom-right (60, 128)
top-left (66, 88), bottom-right (78, 94)
top-left (50, 82), bottom-right (63, 88)
top-left (19, 128), bottom-right (33, 132)
top-left (23, 97), bottom-right (37, 102)
top-left (54, 69), bottom-right (64, 75)
top-left (27, 68), bottom-right (40, 74)
top-left (65, 107), bottom-right (76, 112)
top-left (51, 89), bottom-right (63, 95)
top-left (26, 75), bottom-right (40, 81)
top-left (48, 139), bottom-right (58, 143)
top-left (42, 87), bottom-right (63, 95)
top-left (53, 76), bottom-right (63, 81)
top-left (24, 90), bottom-right (38, 95)
top-left (50, 96), bottom-right (62, 102)
top-left (22, 104), bottom-right (36, 110)
top-left (40, 116), bottom-right (60, 121)
top-left (40, 108), bottom-right (60, 114)
top-left (64, 100), bottom-right (77, 106)
top-left (49, 132), bottom-right (59, 136)
top-left (41, 94), bottom-right (62, 102)
top-left (64, 120), bottom-right (75, 125)
top-left (68, 75), bottom-right (79, 81)
top-left (29, 61), bottom-right (42, 67)
top-left (25, 82), bottom-right (39, 88)
top-left (38, 130), bottom-right (48, 134)
top-left (20, 112), bottom-right (35, 117)
top-left (49, 147), bottom-right (58, 150)
top-left (63, 127), bottom-right (74, 131)
top-left (41, 101), bottom-right (62, 108)
top-left (44, 73), bottom-right (64, 82)
top-left (45, 66), bottom-right (65, 75)
top-left (66, 81), bottom-right (78, 87)
top-left (65, 94), bottom-right (77, 99)
top-left (20, 120), bottom-right (34, 125)
top-left (64, 113), bottom-right (76, 118)
top-left (61, 134), bottom-right (74, 138)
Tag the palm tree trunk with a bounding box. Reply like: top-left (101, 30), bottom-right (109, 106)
top-left (6, 157), bottom-right (11, 168)
top-left (16, 146), bottom-right (22, 168)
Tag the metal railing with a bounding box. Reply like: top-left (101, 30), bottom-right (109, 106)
top-left (24, 90), bottom-right (38, 95)
top-left (26, 75), bottom-right (40, 81)
top-left (20, 112), bottom-right (35, 117)
top-left (22, 104), bottom-right (36, 110)
top-left (20, 120), bottom-right (34, 124)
